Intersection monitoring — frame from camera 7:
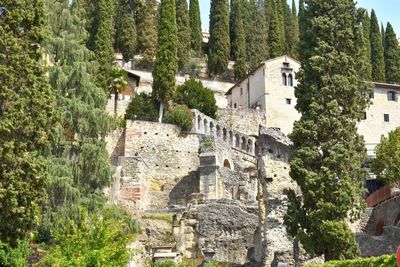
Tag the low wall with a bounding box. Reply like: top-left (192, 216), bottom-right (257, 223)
top-left (216, 108), bottom-right (267, 136)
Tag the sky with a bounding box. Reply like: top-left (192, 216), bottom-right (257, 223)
top-left (200, 0), bottom-right (400, 36)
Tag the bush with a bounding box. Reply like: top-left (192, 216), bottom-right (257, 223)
top-left (174, 78), bottom-right (217, 118)
top-left (306, 254), bottom-right (396, 267)
top-left (163, 105), bottom-right (193, 131)
top-left (0, 240), bottom-right (30, 267)
top-left (125, 93), bottom-right (159, 121)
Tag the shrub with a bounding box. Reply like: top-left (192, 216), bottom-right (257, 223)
top-left (174, 78), bottom-right (217, 118)
top-left (164, 105), bottom-right (193, 131)
top-left (306, 254), bottom-right (396, 267)
top-left (0, 240), bottom-right (30, 267)
top-left (125, 93), bottom-right (159, 121)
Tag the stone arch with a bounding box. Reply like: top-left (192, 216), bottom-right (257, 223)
top-left (241, 136), bottom-right (246, 150)
top-left (223, 159), bottom-right (233, 169)
top-left (229, 131), bottom-right (233, 145)
top-left (210, 121), bottom-right (215, 136)
top-left (216, 125), bottom-right (221, 138)
top-left (197, 115), bottom-right (202, 132)
top-left (247, 139), bottom-right (254, 154)
top-left (203, 119), bottom-right (208, 134)
top-left (222, 128), bottom-right (227, 141)
top-left (235, 134), bottom-right (240, 148)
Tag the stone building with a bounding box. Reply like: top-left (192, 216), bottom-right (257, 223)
top-left (226, 55), bottom-right (400, 156)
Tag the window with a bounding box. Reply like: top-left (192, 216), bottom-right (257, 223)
top-left (240, 88), bottom-right (243, 95)
top-left (283, 62), bottom-right (290, 68)
top-left (288, 74), bottom-right (294, 86)
top-left (388, 91), bottom-right (397, 101)
top-left (282, 73), bottom-right (287, 86)
top-left (369, 92), bottom-right (374, 99)
top-left (234, 103), bottom-right (237, 108)
top-left (362, 112), bottom-right (367, 120)
top-left (384, 114), bottom-right (390, 122)
top-left (286, 98), bottom-right (292, 105)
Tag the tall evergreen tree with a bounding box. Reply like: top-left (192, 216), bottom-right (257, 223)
top-left (384, 23), bottom-right (400, 84)
top-left (152, 0), bottom-right (178, 121)
top-left (286, 0), bottom-right (299, 58)
top-left (136, 0), bottom-right (158, 69)
top-left (0, 0), bottom-right (57, 245)
top-left (356, 8), bottom-right (372, 81)
top-left (176, 0), bottom-right (191, 70)
top-left (116, 0), bottom-right (137, 62)
top-left (231, 0), bottom-right (246, 79)
top-left (268, 0), bottom-right (284, 58)
top-left (208, 0), bottom-right (230, 76)
top-left (370, 9), bottom-right (385, 82)
top-left (284, 0), bottom-right (369, 261)
top-left (44, 0), bottom-right (115, 223)
top-left (381, 23), bottom-right (386, 49)
top-left (246, 0), bottom-right (268, 70)
top-left (189, 0), bottom-right (202, 55)
top-left (298, 0), bottom-right (306, 38)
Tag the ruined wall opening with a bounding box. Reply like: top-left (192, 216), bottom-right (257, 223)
top-left (223, 159), bottom-right (233, 170)
top-left (235, 134), bottom-right (240, 148)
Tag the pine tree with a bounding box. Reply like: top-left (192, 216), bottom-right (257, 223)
top-left (90, 0), bottom-right (116, 91)
top-left (370, 9), bottom-right (385, 82)
top-left (189, 0), bottom-right (202, 55)
top-left (231, 0), bottom-right (246, 79)
top-left (284, 0), bottom-right (369, 261)
top-left (356, 8), bottom-right (372, 81)
top-left (208, 0), bottom-right (230, 76)
top-left (0, 0), bottom-right (57, 245)
top-left (268, 0), bottom-right (284, 58)
top-left (176, 0), bottom-right (191, 70)
top-left (384, 23), bottom-right (400, 84)
top-left (246, 0), bottom-right (268, 70)
top-left (44, 0), bottom-right (115, 228)
top-left (152, 0), bottom-right (178, 121)
top-left (136, 0), bottom-right (158, 69)
top-left (116, 0), bottom-right (137, 62)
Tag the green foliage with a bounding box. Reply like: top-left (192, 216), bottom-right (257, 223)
top-left (152, 0), bottom-right (178, 106)
top-left (286, 0), bottom-right (299, 58)
top-left (189, 0), bottom-right (202, 55)
top-left (0, 240), bottom-right (30, 267)
top-left (176, 0), bottom-right (191, 70)
top-left (384, 23), bottom-right (400, 84)
top-left (125, 93), bottom-right (159, 121)
top-left (372, 127), bottom-right (400, 184)
top-left (141, 213), bottom-right (173, 224)
top-left (208, 0), bottom-right (230, 76)
top-left (39, 206), bottom-right (138, 266)
top-left (174, 78), bottom-right (217, 118)
top-left (356, 8), bottom-right (372, 81)
top-left (306, 254), bottom-right (396, 267)
top-left (370, 9), bottom-right (385, 82)
top-left (109, 67), bottom-right (129, 114)
top-left (231, 0), bottom-right (247, 79)
top-left (267, 0), bottom-right (285, 58)
top-left (285, 0), bottom-right (369, 261)
top-left (0, 0), bottom-right (57, 245)
top-left (116, 0), bottom-right (137, 62)
top-left (136, 0), bottom-right (158, 70)
top-left (164, 105), bottom-right (194, 131)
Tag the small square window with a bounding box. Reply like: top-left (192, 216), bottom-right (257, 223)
top-left (388, 91), bottom-right (397, 101)
top-left (286, 98), bottom-right (292, 105)
top-left (384, 114), bottom-right (390, 122)
top-left (369, 92), bottom-right (374, 99)
top-left (283, 62), bottom-right (290, 68)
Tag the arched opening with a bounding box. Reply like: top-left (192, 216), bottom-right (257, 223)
top-left (288, 73), bottom-right (294, 86)
top-left (197, 115), bottom-right (202, 131)
top-left (223, 159), bottom-right (232, 169)
top-left (248, 139), bottom-right (253, 153)
top-left (241, 137), bottom-right (246, 150)
top-left (282, 73), bottom-right (287, 86)
top-left (210, 122), bottom-right (214, 136)
top-left (203, 119), bottom-right (208, 133)
top-left (235, 134), bottom-right (240, 148)
top-left (229, 131), bottom-right (233, 145)
top-left (375, 219), bottom-right (384, 236)
top-left (216, 125), bottom-right (221, 138)
top-left (223, 128), bottom-right (227, 141)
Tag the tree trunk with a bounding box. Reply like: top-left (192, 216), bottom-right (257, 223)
top-left (158, 100), bottom-right (164, 122)
top-left (114, 90), bottom-right (118, 114)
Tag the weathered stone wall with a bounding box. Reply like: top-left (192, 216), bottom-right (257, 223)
top-left (105, 128), bottom-right (125, 165)
top-left (217, 108), bottom-right (267, 136)
top-left (356, 225), bottom-right (400, 257)
top-left (106, 94), bottom-right (133, 117)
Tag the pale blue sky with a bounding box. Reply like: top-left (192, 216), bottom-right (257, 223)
top-left (200, 0), bottom-right (400, 35)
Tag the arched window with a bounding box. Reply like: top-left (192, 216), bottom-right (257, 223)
top-left (223, 159), bottom-right (232, 169)
top-left (282, 73), bottom-right (287, 86)
top-left (288, 74), bottom-right (293, 86)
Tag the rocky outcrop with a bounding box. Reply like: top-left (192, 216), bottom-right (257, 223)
top-left (356, 225), bottom-right (400, 257)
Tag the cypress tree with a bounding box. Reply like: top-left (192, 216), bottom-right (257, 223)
top-left (286, 0), bottom-right (299, 58)
top-left (231, 0), bottom-right (247, 79)
top-left (176, 0), bottom-right (191, 70)
top-left (370, 9), bottom-right (385, 82)
top-left (298, 0), bottom-right (306, 38)
top-left (116, 0), bottom-right (137, 62)
top-left (44, 0), bottom-right (115, 215)
top-left (384, 23), bottom-right (400, 84)
top-left (0, 0), bottom-right (57, 245)
top-left (268, 0), bottom-right (284, 58)
top-left (189, 0), bottom-right (202, 55)
top-left (208, 0), bottom-right (230, 76)
top-left (356, 8), bottom-right (372, 81)
top-left (381, 23), bottom-right (386, 49)
top-left (136, 0), bottom-right (158, 69)
top-left (91, 0), bottom-right (116, 91)
top-left (152, 0), bottom-right (178, 121)
top-left (284, 0), bottom-right (369, 261)
top-left (230, 0), bottom-right (238, 59)
top-left (246, 0), bottom-right (268, 70)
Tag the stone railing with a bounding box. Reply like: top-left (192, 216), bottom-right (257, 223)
top-left (191, 109), bottom-right (257, 157)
